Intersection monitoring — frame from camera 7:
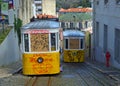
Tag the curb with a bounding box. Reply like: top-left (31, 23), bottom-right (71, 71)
top-left (0, 74), bottom-right (12, 78)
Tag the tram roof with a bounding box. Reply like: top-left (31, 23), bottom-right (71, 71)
top-left (21, 19), bottom-right (60, 29)
top-left (63, 30), bottom-right (85, 37)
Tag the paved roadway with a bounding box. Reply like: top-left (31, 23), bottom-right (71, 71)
top-left (27, 62), bottom-right (119, 86)
top-left (0, 61), bottom-right (120, 86)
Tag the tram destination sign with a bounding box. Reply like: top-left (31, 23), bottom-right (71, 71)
top-left (24, 29), bottom-right (49, 34)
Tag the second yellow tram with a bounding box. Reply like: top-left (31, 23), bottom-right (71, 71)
top-left (63, 30), bottom-right (85, 62)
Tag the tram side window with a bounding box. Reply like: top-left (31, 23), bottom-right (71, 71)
top-left (56, 32), bottom-right (58, 50)
top-left (80, 39), bottom-right (84, 49)
top-left (65, 39), bottom-right (68, 49)
top-left (51, 33), bottom-right (56, 51)
top-left (24, 34), bottom-right (29, 52)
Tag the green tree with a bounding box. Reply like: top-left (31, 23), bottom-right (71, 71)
top-left (56, 0), bottom-right (80, 9)
top-left (14, 17), bottom-right (22, 46)
top-left (80, 0), bottom-right (91, 7)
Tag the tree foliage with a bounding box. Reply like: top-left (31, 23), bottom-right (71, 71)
top-left (80, 0), bottom-right (91, 7)
top-left (56, 0), bottom-right (81, 9)
top-left (59, 13), bottom-right (92, 22)
top-left (14, 17), bottom-right (22, 46)
top-left (56, 0), bottom-right (91, 10)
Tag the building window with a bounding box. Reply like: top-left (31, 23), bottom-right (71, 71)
top-left (70, 22), bottom-right (74, 28)
top-left (85, 21), bottom-right (88, 28)
top-left (104, 0), bottom-right (108, 4)
top-left (79, 22), bottom-right (82, 29)
top-left (96, 0), bottom-right (99, 5)
top-left (115, 29), bottom-right (120, 63)
top-left (103, 24), bottom-right (108, 53)
top-left (38, 9), bottom-right (42, 11)
top-left (61, 22), bottom-right (65, 28)
top-left (116, 0), bottom-right (120, 4)
top-left (66, 22), bottom-right (68, 28)
top-left (96, 22), bottom-right (99, 46)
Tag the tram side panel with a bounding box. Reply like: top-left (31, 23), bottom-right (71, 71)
top-left (64, 50), bottom-right (85, 62)
top-left (23, 52), bottom-right (60, 75)
top-left (63, 38), bottom-right (85, 62)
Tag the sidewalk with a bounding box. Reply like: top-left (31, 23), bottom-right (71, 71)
top-left (0, 61), bottom-right (22, 78)
top-left (86, 59), bottom-right (120, 82)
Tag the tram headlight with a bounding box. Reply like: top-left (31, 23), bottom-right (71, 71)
top-left (37, 57), bottom-right (43, 63)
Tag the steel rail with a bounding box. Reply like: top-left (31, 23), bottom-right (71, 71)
top-left (82, 63), bottom-right (117, 86)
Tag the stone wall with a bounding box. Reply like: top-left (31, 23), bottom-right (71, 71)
top-left (0, 29), bottom-right (20, 66)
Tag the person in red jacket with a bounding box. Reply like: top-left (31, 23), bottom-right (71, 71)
top-left (106, 51), bottom-right (111, 67)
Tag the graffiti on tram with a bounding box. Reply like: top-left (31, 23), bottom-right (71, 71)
top-left (23, 53), bottom-right (59, 74)
top-left (64, 50), bottom-right (84, 62)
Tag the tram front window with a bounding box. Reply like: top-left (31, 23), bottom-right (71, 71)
top-left (64, 38), bottom-right (84, 50)
top-left (70, 39), bottom-right (79, 49)
top-left (30, 33), bottom-right (49, 52)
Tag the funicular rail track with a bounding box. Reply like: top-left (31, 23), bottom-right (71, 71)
top-left (25, 76), bottom-right (53, 86)
top-left (12, 61), bottom-right (120, 86)
top-left (76, 63), bottom-right (118, 86)
top-left (64, 62), bottom-right (118, 86)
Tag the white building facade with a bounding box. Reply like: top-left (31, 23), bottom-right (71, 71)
top-left (42, 0), bottom-right (56, 16)
top-left (7, 0), bottom-right (34, 25)
top-left (34, 0), bottom-right (42, 15)
top-left (93, 0), bottom-right (120, 69)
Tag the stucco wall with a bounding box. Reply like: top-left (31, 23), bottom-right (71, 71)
top-left (0, 29), bottom-right (20, 66)
top-left (94, 0), bottom-right (120, 69)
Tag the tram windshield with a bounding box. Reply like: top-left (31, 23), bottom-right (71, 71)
top-left (64, 38), bottom-right (84, 50)
top-left (30, 33), bottom-right (49, 52)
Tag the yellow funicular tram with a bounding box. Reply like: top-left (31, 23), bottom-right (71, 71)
top-left (63, 30), bottom-right (85, 62)
top-left (21, 19), bottom-right (61, 75)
